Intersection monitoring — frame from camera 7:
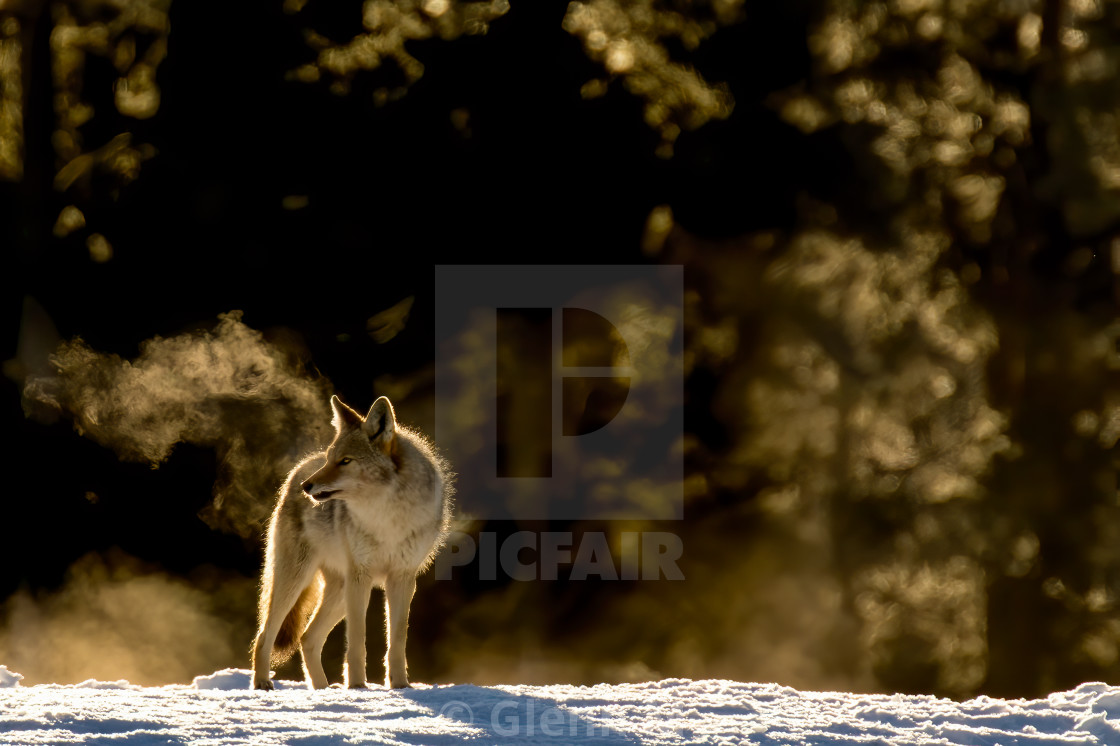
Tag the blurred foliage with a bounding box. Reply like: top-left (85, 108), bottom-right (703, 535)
top-left (1, 0), bottom-right (166, 260)
top-left (649, 0), bottom-right (1120, 698)
top-left (563, 0), bottom-right (742, 155)
top-left (286, 0), bottom-right (509, 102)
top-left (0, 14), bottom-right (22, 180)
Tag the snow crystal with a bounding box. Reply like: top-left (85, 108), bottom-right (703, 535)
top-left (193, 668), bottom-right (300, 690)
top-left (1075, 712), bottom-right (1120, 742)
top-left (66, 678), bottom-right (141, 690)
top-left (0, 665), bottom-right (23, 687)
top-left (1090, 691), bottom-right (1120, 718)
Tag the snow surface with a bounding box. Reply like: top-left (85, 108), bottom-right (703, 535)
top-left (0, 664), bottom-right (23, 688)
top-left (2, 667), bottom-right (1120, 745)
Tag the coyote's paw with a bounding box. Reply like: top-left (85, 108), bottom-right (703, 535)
top-left (252, 675), bottom-right (274, 691)
top-left (389, 678), bottom-right (411, 689)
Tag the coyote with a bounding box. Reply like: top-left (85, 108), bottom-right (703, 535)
top-left (251, 395), bottom-right (451, 690)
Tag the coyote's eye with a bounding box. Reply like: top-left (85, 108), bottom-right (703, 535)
top-left (338, 457), bottom-right (352, 466)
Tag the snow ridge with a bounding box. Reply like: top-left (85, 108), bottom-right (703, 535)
top-left (1, 667), bottom-right (1119, 745)
top-left (0, 664), bottom-right (23, 688)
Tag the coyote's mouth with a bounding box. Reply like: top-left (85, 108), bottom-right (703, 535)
top-left (311, 490), bottom-right (340, 501)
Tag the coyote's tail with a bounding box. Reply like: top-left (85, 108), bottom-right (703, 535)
top-left (271, 572), bottom-right (324, 666)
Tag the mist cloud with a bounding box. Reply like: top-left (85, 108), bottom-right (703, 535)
top-left (0, 551), bottom-right (256, 686)
top-left (22, 311), bottom-right (333, 536)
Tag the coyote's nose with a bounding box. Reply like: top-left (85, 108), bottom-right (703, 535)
top-left (302, 480), bottom-right (314, 494)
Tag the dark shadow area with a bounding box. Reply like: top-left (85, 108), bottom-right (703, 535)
top-left (397, 684), bottom-right (641, 744)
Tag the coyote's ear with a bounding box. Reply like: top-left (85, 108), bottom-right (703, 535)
top-left (362, 396), bottom-right (397, 444)
top-left (330, 395), bottom-right (364, 431)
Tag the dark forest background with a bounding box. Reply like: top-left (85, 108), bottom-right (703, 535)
top-left (2, 0), bottom-right (1120, 699)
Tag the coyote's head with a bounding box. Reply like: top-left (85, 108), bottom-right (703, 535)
top-left (302, 395), bottom-right (400, 502)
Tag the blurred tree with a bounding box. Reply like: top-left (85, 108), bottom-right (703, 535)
top-left (1, 0), bottom-right (168, 269)
top-left (285, 0), bottom-right (509, 102)
top-left (656, 0), bottom-right (1120, 698)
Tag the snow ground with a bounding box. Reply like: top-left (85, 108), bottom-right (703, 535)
top-left (2, 667), bottom-right (1120, 745)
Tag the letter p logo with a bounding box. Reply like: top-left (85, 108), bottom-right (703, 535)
top-left (495, 306), bottom-right (631, 478)
top-left (436, 266), bottom-right (683, 520)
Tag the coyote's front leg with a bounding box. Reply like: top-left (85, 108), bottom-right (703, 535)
top-left (344, 570), bottom-right (376, 688)
top-left (384, 571), bottom-right (417, 689)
